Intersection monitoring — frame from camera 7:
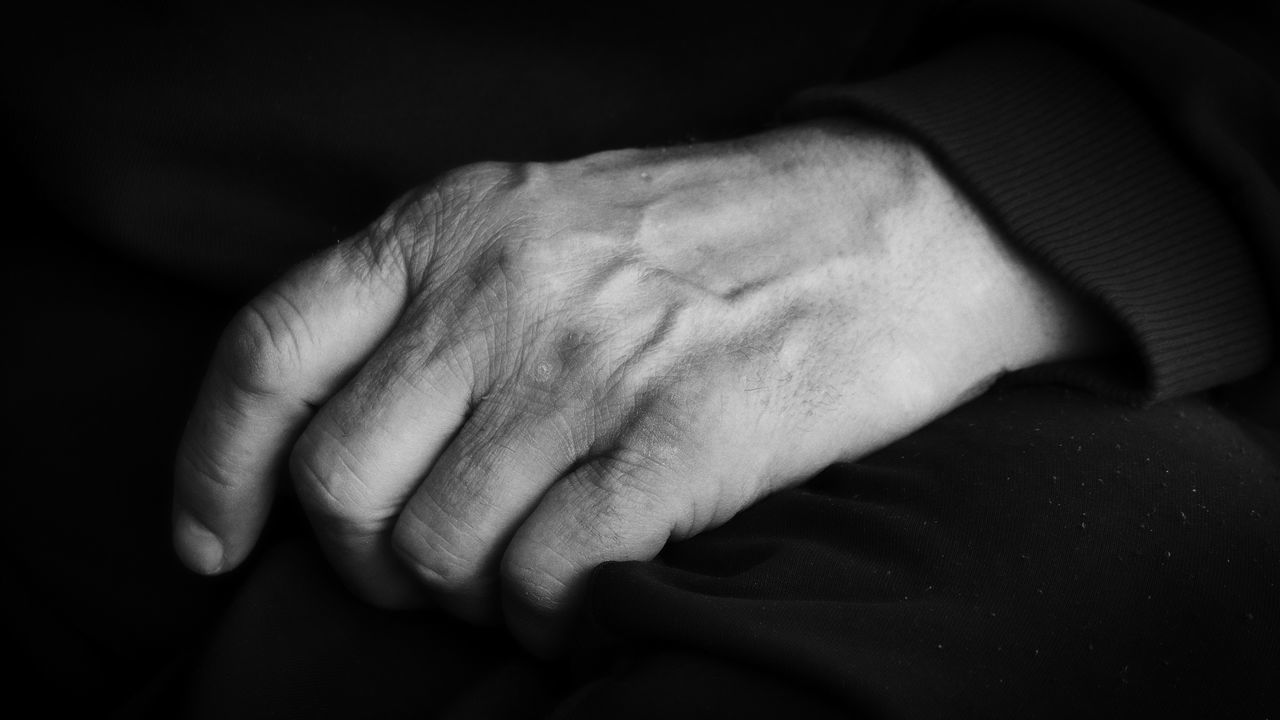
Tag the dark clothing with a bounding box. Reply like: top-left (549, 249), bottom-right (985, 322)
top-left (4, 2), bottom-right (1278, 717)
top-left (791, 0), bottom-right (1280, 408)
top-left (172, 384), bottom-right (1280, 719)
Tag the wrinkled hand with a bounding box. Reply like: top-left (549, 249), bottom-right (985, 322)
top-left (173, 121), bottom-right (1105, 653)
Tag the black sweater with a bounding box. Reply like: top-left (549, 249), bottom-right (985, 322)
top-left (785, 0), bottom-right (1278, 422)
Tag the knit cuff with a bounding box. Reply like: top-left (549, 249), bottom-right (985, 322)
top-left (783, 34), bottom-right (1270, 402)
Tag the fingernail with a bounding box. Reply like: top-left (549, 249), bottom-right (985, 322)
top-left (174, 509), bottom-right (224, 574)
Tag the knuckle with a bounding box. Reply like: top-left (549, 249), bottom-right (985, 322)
top-left (378, 161), bottom-right (530, 263)
top-left (441, 161), bottom-right (528, 199)
top-left (501, 539), bottom-right (570, 614)
top-left (558, 454), bottom-right (679, 548)
top-left (335, 231), bottom-right (405, 291)
top-left (611, 397), bottom-right (696, 471)
top-left (219, 291), bottom-right (307, 397)
top-left (391, 500), bottom-right (483, 591)
top-left (410, 343), bottom-right (478, 406)
top-left (374, 185), bottom-right (444, 252)
top-left (448, 438), bottom-right (507, 487)
top-left (527, 463), bottom-right (654, 558)
top-left (595, 457), bottom-right (671, 525)
top-left (589, 451), bottom-right (657, 496)
top-left (289, 427), bottom-right (383, 529)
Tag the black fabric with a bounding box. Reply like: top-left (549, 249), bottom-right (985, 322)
top-left (3, 5), bottom-right (868, 294)
top-left (580, 384), bottom-right (1280, 717)
top-left (5, 2), bottom-right (1279, 717)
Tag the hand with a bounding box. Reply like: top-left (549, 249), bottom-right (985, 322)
top-left (173, 120), bottom-right (1109, 653)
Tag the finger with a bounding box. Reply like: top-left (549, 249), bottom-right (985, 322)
top-left (289, 301), bottom-right (476, 607)
top-left (391, 397), bottom-right (585, 622)
top-left (500, 446), bottom-right (704, 656)
top-left (174, 238), bottom-right (407, 574)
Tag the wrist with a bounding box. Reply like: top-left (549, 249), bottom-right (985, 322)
top-left (794, 118), bottom-right (1122, 400)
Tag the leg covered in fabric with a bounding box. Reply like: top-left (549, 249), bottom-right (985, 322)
top-left (569, 383), bottom-right (1280, 718)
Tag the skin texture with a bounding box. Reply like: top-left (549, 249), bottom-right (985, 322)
top-left (173, 121), bottom-right (1110, 655)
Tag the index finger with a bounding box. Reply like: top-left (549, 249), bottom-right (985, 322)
top-left (173, 236), bottom-right (408, 574)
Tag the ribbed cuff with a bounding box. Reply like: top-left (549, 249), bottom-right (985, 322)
top-left (783, 34), bottom-right (1270, 402)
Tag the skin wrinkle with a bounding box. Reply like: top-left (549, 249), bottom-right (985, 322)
top-left (340, 225), bottom-right (397, 287)
top-left (410, 182), bottom-right (484, 285)
top-left (268, 285), bottom-right (318, 364)
top-left (423, 481), bottom-right (516, 567)
top-left (175, 442), bottom-right (243, 499)
top-left (471, 268), bottom-right (521, 395)
top-left (380, 185), bottom-right (449, 295)
top-left (225, 299), bottom-right (306, 399)
top-left (435, 428), bottom-right (509, 507)
top-left (422, 453), bottom-right (512, 548)
top-left (293, 423), bottom-right (395, 528)
top-left (397, 286), bottom-right (469, 373)
top-left (503, 535), bottom-right (576, 611)
top-left (394, 496), bottom-right (480, 586)
top-left (565, 457), bottom-right (670, 551)
top-left (397, 286), bottom-right (492, 399)
top-left (596, 455), bottom-right (686, 545)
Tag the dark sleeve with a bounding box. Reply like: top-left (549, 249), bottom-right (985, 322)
top-left (783, 0), bottom-right (1279, 420)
